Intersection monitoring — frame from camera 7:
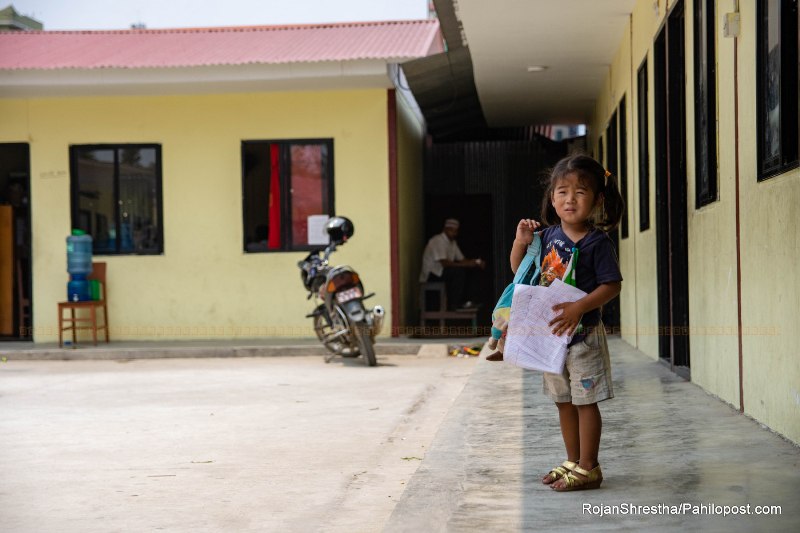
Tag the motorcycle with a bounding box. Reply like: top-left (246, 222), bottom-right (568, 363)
top-left (298, 216), bottom-right (384, 366)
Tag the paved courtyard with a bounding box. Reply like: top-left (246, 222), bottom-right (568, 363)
top-left (0, 352), bottom-right (476, 532)
top-left (2, 338), bottom-right (799, 532)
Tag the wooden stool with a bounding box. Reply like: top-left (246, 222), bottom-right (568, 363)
top-left (419, 281), bottom-right (478, 330)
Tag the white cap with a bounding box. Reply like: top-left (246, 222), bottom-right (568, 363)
top-left (444, 218), bottom-right (460, 229)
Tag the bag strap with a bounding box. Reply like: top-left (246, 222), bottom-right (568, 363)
top-left (512, 232), bottom-right (542, 285)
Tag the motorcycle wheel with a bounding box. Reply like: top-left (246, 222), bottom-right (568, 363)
top-left (354, 322), bottom-right (377, 367)
top-left (313, 305), bottom-right (360, 357)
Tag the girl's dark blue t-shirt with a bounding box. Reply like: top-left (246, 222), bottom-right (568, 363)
top-left (537, 225), bottom-right (622, 344)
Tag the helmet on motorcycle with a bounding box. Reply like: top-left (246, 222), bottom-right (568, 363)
top-left (325, 216), bottom-right (354, 244)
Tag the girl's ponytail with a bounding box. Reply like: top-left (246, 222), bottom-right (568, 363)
top-left (594, 170), bottom-right (624, 232)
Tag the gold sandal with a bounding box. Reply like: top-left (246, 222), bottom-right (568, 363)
top-left (551, 464), bottom-right (603, 491)
top-left (541, 460), bottom-right (577, 485)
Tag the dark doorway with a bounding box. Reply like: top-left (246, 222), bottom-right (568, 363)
top-left (602, 105), bottom-right (626, 332)
top-left (422, 137), bottom-right (567, 334)
top-left (0, 143), bottom-right (32, 340)
top-left (424, 194), bottom-right (494, 329)
top-left (654, 1), bottom-right (690, 376)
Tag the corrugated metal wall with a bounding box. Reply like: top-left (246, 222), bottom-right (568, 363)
top-left (424, 138), bottom-right (568, 317)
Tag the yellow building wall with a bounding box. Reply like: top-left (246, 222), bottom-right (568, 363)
top-left (614, 19), bottom-right (637, 349)
top-left (0, 89), bottom-right (392, 341)
top-left (591, 15), bottom-right (638, 348)
top-left (592, 0), bottom-right (800, 443)
top-left (394, 90), bottom-right (426, 330)
top-left (736, 1), bottom-right (800, 444)
top-left (629, 0), bottom-right (662, 360)
top-left (684, 0), bottom-right (741, 408)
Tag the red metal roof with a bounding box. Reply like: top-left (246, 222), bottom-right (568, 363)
top-left (0, 20), bottom-right (442, 70)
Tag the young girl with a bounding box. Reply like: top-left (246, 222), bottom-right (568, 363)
top-left (510, 154), bottom-right (623, 492)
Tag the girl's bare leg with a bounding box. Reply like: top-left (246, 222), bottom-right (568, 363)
top-left (551, 403), bottom-right (601, 489)
top-left (558, 401), bottom-right (581, 459)
top-left (543, 401), bottom-right (580, 484)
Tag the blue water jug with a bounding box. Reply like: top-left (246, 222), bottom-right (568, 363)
top-left (67, 230), bottom-right (93, 278)
top-left (67, 278), bottom-right (91, 302)
top-left (67, 230), bottom-right (93, 301)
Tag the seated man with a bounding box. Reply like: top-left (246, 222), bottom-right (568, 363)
top-left (419, 218), bottom-right (485, 310)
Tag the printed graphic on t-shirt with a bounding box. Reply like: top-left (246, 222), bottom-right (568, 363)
top-left (540, 245), bottom-right (569, 287)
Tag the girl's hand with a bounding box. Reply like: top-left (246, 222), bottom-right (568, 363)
top-left (515, 219), bottom-right (541, 245)
top-left (549, 301), bottom-right (583, 337)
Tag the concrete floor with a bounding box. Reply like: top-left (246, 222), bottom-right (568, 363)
top-left (0, 337), bottom-right (484, 361)
top-left (2, 338), bottom-right (798, 532)
top-left (386, 338), bottom-right (800, 532)
top-left (0, 351), bottom-right (477, 532)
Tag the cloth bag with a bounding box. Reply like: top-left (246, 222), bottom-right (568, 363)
top-left (488, 233), bottom-right (542, 350)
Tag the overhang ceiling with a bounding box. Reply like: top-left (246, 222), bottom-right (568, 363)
top-left (405, 0), bottom-right (637, 136)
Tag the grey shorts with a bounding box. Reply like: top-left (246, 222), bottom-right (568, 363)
top-left (542, 324), bottom-right (614, 405)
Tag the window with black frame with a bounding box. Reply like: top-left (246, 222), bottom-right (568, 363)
top-left (606, 103), bottom-right (630, 239)
top-left (757, 0), bottom-right (799, 180)
top-left (695, 0), bottom-right (718, 205)
top-left (241, 139), bottom-right (334, 252)
top-left (606, 110), bottom-right (618, 182)
top-left (618, 96), bottom-right (629, 239)
top-left (637, 59), bottom-right (650, 231)
top-left (70, 145), bottom-right (163, 255)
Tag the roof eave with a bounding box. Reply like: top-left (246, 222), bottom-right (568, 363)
top-left (0, 60), bottom-right (408, 98)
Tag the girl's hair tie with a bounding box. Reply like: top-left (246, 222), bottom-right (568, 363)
top-left (603, 169), bottom-right (611, 187)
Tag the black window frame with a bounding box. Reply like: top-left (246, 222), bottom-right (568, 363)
top-left (69, 143), bottom-right (164, 256)
top-left (637, 58), bottom-right (651, 231)
top-left (605, 100), bottom-right (629, 239)
top-left (241, 138), bottom-right (335, 253)
top-left (757, 0), bottom-right (799, 181)
top-left (694, 0), bottom-right (718, 206)
top-left (618, 95), bottom-right (629, 239)
top-left (606, 110), bottom-right (618, 181)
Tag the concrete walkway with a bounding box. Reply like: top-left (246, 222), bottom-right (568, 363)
top-left (385, 337), bottom-right (800, 532)
top-left (0, 336), bottom-right (483, 361)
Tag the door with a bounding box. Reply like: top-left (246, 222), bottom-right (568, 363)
top-left (654, 2), bottom-right (690, 375)
top-left (603, 108), bottom-right (623, 331)
top-left (0, 143), bottom-right (32, 339)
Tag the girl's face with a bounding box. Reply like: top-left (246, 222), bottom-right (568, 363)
top-left (551, 172), bottom-right (602, 227)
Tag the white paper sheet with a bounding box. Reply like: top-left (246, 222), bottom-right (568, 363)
top-left (504, 278), bottom-right (588, 374)
top-left (307, 215), bottom-right (330, 245)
